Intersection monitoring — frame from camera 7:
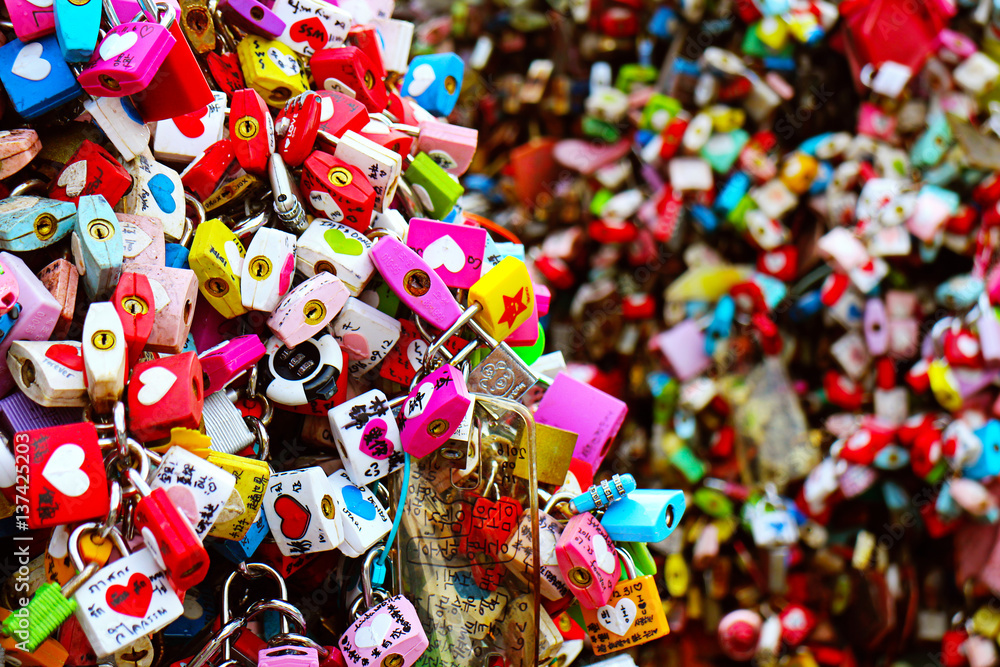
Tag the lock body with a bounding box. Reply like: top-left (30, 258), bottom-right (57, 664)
top-left (262, 466), bottom-right (344, 556)
top-left (398, 364), bottom-right (472, 458)
top-left (295, 218), bottom-right (375, 294)
top-left (134, 485), bottom-right (211, 591)
top-left (339, 596), bottom-right (428, 667)
top-left (127, 352), bottom-right (205, 442)
top-left (554, 512), bottom-right (620, 609)
top-left (328, 388), bottom-right (404, 485)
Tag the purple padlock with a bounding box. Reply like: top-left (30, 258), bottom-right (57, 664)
top-left (649, 318), bottom-right (711, 381)
top-left (399, 364), bottom-right (472, 458)
top-left (0, 390), bottom-right (79, 433)
top-left (219, 0), bottom-right (286, 38)
top-left (339, 596), bottom-right (428, 667)
top-left (369, 235), bottom-right (463, 331)
top-left (0, 252), bottom-right (61, 398)
top-left (533, 372), bottom-right (627, 475)
top-left (864, 297), bottom-right (889, 357)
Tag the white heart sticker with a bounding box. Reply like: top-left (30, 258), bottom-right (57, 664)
top-left (412, 183), bottom-right (434, 211)
top-left (354, 613), bottom-right (392, 648)
top-left (148, 278), bottom-right (170, 312)
top-left (25, 0), bottom-right (53, 7)
top-left (48, 524), bottom-right (70, 558)
top-left (423, 235), bottom-right (466, 273)
top-left (592, 535), bottom-right (616, 574)
top-left (407, 63), bottom-right (437, 97)
top-left (319, 96), bottom-right (335, 122)
top-left (57, 161), bottom-right (87, 197)
top-left (597, 597), bottom-right (637, 636)
top-left (957, 335), bottom-right (980, 358)
top-left (763, 251), bottom-right (787, 273)
top-left (142, 525), bottom-right (167, 569)
top-left (404, 382), bottom-right (434, 419)
top-left (406, 339), bottom-right (425, 370)
top-left (99, 31), bottom-right (138, 62)
top-left (323, 77), bottom-right (356, 97)
top-left (121, 221), bottom-right (153, 258)
top-left (136, 366), bottom-right (178, 405)
top-left (12, 42), bottom-right (50, 81)
top-left (309, 191), bottom-right (344, 222)
top-left (42, 444), bottom-right (89, 497)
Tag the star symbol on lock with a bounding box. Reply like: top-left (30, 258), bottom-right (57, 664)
top-left (498, 287), bottom-right (528, 328)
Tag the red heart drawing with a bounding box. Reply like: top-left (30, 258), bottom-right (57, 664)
top-left (45, 344), bottom-right (84, 371)
top-left (106, 572), bottom-right (153, 617)
top-left (173, 106), bottom-right (209, 139)
top-left (273, 494), bottom-right (311, 540)
top-left (290, 17), bottom-right (328, 52)
top-left (359, 418), bottom-right (393, 460)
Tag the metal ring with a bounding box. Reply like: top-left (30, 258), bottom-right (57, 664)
top-left (245, 416), bottom-right (270, 461)
top-left (10, 179), bottom-right (46, 197)
top-left (114, 400), bottom-right (128, 459)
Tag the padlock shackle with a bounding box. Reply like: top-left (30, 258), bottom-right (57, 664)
top-left (190, 597), bottom-right (307, 667)
top-left (221, 562), bottom-right (291, 638)
top-left (266, 633), bottom-right (330, 658)
top-left (615, 547), bottom-right (638, 581)
top-left (68, 521), bottom-right (130, 572)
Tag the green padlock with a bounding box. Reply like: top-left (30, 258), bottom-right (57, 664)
top-left (403, 152), bottom-right (464, 220)
top-left (640, 94), bottom-right (682, 132)
top-left (1, 561), bottom-right (98, 651)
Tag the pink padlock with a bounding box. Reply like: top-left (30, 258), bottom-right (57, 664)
top-left (863, 297), bottom-right (888, 357)
top-left (267, 273), bottom-right (350, 348)
top-left (416, 121), bottom-right (478, 176)
top-left (554, 512), bottom-right (620, 609)
top-left (258, 646), bottom-right (319, 667)
top-left (339, 596), bottom-right (428, 667)
top-left (77, 14), bottom-right (178, 97)
top-left (649, 318), bottom-right (711, 381)
top-left (7, 0), bottom-right (55, 41)
top-left (405, 218), bottom-right (487, 290)
top-left (399, 364), bottom-right (472, 458)
top-left (0, 258), bottom-right (20, 317)
top-left (533, 372), bottom-right (627, 474)
top-left (369, 236), bottom-right (463, 331)
top-left (198, 334), bottom-right (267, 394)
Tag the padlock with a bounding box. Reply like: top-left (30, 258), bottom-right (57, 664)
top-left (272, 0), bottom-right (351, 56)
top-left (369, 235), bottom-right (462, 331)
top-left (198, 334), bottom-right (266, 394)
top-left (240, 227), bottom-right (296, 312)
top-left (311, 45), bottom-right (386, 113)
top-left (205, 450), bottom-right (271, 541)
top-left (600, 489), bottom-right (686, 543)
top-left (230, 88), bottom-right (276, 175)
top-left (300, 151), bottom-right (376, 232)
top-left (398, 364), bottom-right (471, 458)
top-left (0, 253), bottom-right (61, 396)
top-left (262, 466), bottom-right (344, 556)
top-left (339, 595), bottom-right (428, 667)
top-left (237, 35), bottom-right (309, 108)
top-left (127, 352), bottom-right (204, 442)
top-left (7, 0), bottom-right (56, 42)
top-left (580, 549), bottom-right (669, 654)
top-left (77, 1), bottom-right (177, 96)
top-left (0, 130), bottom-right (41, 181)
top-left (402, 153), bottom-right (464, 221)
top-left (400, 53), bottom-right (463, 116)
top-left (357, 117), bottom-right (415, 159)
top-left (0, 35), bottom-right (83, 118)
top-left (295, 218), bottom-right (375, 295)
top-left (403, 218), bottom-right (485, 290)
top-left (189, 218), bottom-right (247, 319)
top-left (129, 467), bottom-right (210, 591)
top-left (119, 213), bottom-right (166, 267)
top-left (329, 296), bottom-right (403, 376)
top-left (416, 121), bottom-right (477, 176)
top-left (332, 130), bottom-right (402, 213)
top-left (554, 511), bottom-right (620, 609)
top-left (122, 151), bottom-right (186, 242)
top-left (82, 301), bottom-right (127, 411)
top-left (178, 0), bottom-right (214, 53)
top-left (153, 91), bottom-right (228, 164)
top-left (52, 0), bottom-right (100, 61)
top-left (150, 446), bottom-right (237, 539)
top-left (113, 272), bottom-right (155, 368)
top-left (126, 263), bottom-right (198, 352)
top-left (465, 256), bottom-right (536, 343)
top-left (0, 196), bottom-right (77, 252)
top-left (267, 272), bottom-right (350, 348)
top-left (83, 96), bottom-right (150, 162)
top-left (316, 90), bottom-right (370, 138)
top-left (180, 139), bottom-right (237, 200)
top-left (7, 340), bottom-right (87, 407)
top-left (326, 469), bottom-right (390, 556)
top-left (71, 194), bottom-right (123, 300)
top-left (219, 0), bottom-right (285, 38)
top-left (69, 525), bottom-right (184, 657)
top-left (328, 388), bottom-right (404, 485)
top-left (258, 646), bottom-right (319, 667)
top-left (258, 333), bottom-right (343, 406)
top-left (19, 421), bottom-right (108, 529)
top-left (503, 495), bottom-right (572, 601)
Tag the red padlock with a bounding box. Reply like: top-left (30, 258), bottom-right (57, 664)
top-left (311, 46), bottom-right (387, 113)
top-left (131, 469), bottom-right (209, 591)
top-left (300, 151), bottom-right (375, 232)
top-left (316, 91), bottom-right (370, 139)
top-left (49, 140), bottom-right (133, 207)
top-left (943, 328), bottom-right (983, 368)
top-left (277, 92), bottom-right (323, 167)
top-left (127, 352), bottom-right (205, 442)
top-left (181, 139), bottom-right (237, 200)
top-left (230, 89), bottom-right (275, 175)
top-left (113, 272), bottom-right (156, 370)
top-left (346, 25), bottom-right (387, 81)
top-left (131, 14), bottom-right (215, 121)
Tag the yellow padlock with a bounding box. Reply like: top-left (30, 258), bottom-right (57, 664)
top-left (237, 36), bottom-right (309, 108)
top-left (780, 153), bottom-right (820, 195)
top-left (467, 256), bottom-right (535, 342)
top-left (205, 451), bottom-right (271, 540)
top-left (928, 359), bottom-right (963, 412)
top-left (755, 15), bottom-right (790, 51)
top-left (189, 218), bottom-right (248, 319)
top-left (972, 605), bottom-right (1000, 638)
top-left (706, 105), bottom-right (746, 133)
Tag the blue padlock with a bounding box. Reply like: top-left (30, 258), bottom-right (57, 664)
top-left (164, 243), bottom-right (190, 269)
top-left (935, 480), bottom-right (963, 521)
top-left (0, 35), bottom-right (82, 118)
top-left (715, 171), bottom-right (751, 215)
top-left (71, 194), bottom-right (123, 299)
top-left (53, 0), bottom-right (101, 61)
top-left (648, 6), bottom-right (677, 39)
top-left (570, 474), bottom-right (637, 514)
top-left (600, 489), bottom-right (686, 543)
top-left (705, 294), bottom-right (735, 355)
top-left (966, 420), bottom-right (1000, 480)
top-left (211, 509), bottom-right (270, 562)
top-left (809, 161), bottom-right (833, 195)
top-left (911, 113), bottom-right (954, 169)
top-left (401, 53), bottom-right (464, 116)
top-left (0, 196), bottom-right (77, 251)
top-left (689, 204), bottom-right (719, 233)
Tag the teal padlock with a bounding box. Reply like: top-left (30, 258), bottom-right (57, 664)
top-left (403, 152), bottom-right (464, 220)
top-left (0, 196), bottom-right (77, 251)
top-left (701, 129), bottom-right (750, 173)
top-left (53, 0), bottom-right (102, 61)
top-left (71, 194), bottom-right (123, 299)
top-left (911, 113), bottom-right (954, 169)
top-left (600, 489), bottom-right (687, 543)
